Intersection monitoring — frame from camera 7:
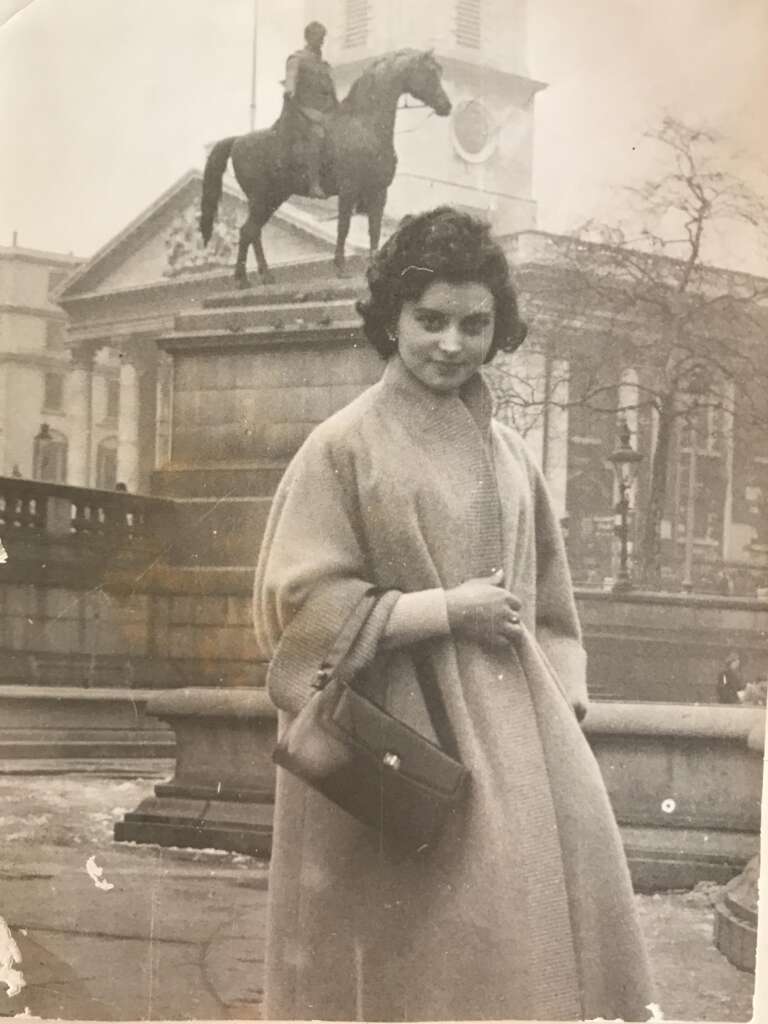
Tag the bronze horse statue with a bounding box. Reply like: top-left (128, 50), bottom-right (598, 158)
top-left (200, 49), bottom-right (451, 287)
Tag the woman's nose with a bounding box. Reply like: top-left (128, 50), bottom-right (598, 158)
top-left (437, 324), bottom-right (462, 353)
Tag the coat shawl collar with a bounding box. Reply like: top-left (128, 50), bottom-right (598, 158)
top-left (378, 357), bottom-right (504, 581)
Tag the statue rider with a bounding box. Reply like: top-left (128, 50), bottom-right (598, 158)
top-left (283, 21), bottom-right (339, 199)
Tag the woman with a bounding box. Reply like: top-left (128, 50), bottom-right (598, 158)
top-left (253, 207), bottom-right (654, 1021)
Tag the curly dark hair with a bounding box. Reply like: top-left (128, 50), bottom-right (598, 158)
top-left (356, 206), bottom-right (527, 361)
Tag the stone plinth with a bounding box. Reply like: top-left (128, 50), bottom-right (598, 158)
top-left (714, 854), bottom-right (759, 973)
top-left (115, 687), bottom-right (276, 856)
top-left (584, 702), bottom-right (763, 891)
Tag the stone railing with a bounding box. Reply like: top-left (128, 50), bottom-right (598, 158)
top-left (0, 477), bottom-right (177, 582)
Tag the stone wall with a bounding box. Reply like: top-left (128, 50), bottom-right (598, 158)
top-left (0, 574), bottom-right (259, 692)
top-left (577, 589), bottom-right (768, 702)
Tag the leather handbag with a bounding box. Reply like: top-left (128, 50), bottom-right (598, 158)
top-left (272, 590), bottom-right (469, 855)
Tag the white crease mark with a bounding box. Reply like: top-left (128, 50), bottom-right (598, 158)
top-left (646, 1002), bottom-right (665, 1021)
top-left (0, 539), bottom-right (8, 564)
top-left (85, 855), bottom-right (115, 892)
top-left (0, 916), bottom-right (25, 999)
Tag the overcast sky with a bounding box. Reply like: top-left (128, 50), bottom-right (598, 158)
top-left (1, 0), bottom-right (766, 271)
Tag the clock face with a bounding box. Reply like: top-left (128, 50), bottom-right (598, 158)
top-left (451, 99), bottom-right (497, 163)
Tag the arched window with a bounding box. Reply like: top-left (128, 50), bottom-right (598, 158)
top-left (32, 424), bottom-right (68, 483)
top-left (96, 436), bottom-right (118, 491)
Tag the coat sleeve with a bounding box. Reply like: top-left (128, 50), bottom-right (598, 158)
top-left (253, 428), bottom-right (399, 716)
top-left (529, 455), bottom-right (589, 719)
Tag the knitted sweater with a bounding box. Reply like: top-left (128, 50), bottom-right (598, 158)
top-left (253, 356), bottom-right (653, 1021)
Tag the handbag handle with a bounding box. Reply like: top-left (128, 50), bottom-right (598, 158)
top-left (312, 589), bottom-right (381, 690)
top-left (314, 589), bottom-right (462, 762)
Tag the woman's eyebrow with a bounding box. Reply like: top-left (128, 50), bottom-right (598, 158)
top-left (413, 306), bottom-right (492, 316)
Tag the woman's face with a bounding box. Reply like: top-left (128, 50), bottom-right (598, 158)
top-left (395, 280), bottom-right (495, 394)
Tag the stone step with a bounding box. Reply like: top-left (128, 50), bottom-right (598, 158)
top-left (0, 686), bottom-right (176, 758)
top-left (174, 298), bottom-right (357, 334)
top-left (115, 795), bottom-right (274, 858)
top-left (0, 756), bottom-right (174, 776)
top-left (202, 260), bottom-right (368, 308)
top-left (0, 735), bottom-right (176, 759)
top-left (157, 321), bottom-right (361, 353)
top-left (621, 824), bottom-right (758, 892)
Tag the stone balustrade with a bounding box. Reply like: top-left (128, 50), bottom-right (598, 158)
top-left (0, 475), bottom-right (175, 545)
top-left (0, 476), bottom-right (177, 586)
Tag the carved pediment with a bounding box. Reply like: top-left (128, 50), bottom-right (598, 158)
top-left (163, 204), bottom-right (240, 277)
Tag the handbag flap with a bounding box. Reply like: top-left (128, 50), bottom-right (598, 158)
top-left (330, 686), bottom-right (467, 797)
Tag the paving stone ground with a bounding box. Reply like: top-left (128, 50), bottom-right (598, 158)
top-left (0, 772), bottom-right (758, 1021)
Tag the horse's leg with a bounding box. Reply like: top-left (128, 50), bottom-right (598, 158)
top-left (235, 215), bottom-right (252, 289)
top-left (366, 188), bottom-right (387, 258)
top-left (334, 190), bottom-right (355, 277)
top-left (250, 212), bottom-right (274, 285)
top-left (246, 192), bottom-right (289, 286)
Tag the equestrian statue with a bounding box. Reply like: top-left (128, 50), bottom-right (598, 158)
top-left (200, 21), bottom-right (452, 287)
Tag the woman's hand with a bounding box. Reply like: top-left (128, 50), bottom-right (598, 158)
top-left (446, 571), bottom-right (523, 648)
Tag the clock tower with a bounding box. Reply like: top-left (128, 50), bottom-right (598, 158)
top-left (305, 0), bottom-right (545, 232)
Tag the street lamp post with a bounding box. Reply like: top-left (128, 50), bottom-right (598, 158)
top-left (609, 418), bottom-right (644, 594)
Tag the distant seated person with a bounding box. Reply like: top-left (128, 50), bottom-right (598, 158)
top-left (283, 21), bottom-right (338, 199)
top-left (716, 653), bottom-right (743, 704)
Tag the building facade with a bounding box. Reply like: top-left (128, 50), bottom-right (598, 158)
top-left (498, 232), bottom-right (768, 592)
top-left (0, 241), bottom-right (88, 483)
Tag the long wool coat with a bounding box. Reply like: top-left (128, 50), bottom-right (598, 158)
top-left (253, 356), bottom-right (654, 1022)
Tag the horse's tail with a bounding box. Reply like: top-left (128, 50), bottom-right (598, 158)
top-left (200, 137), bottom-right (236, 245)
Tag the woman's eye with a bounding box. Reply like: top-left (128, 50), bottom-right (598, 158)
top-left (416, 313), bottom-right (447, 332)
top-left (462, 317), bottom-right (491, 336)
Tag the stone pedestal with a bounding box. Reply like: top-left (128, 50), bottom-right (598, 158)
top-left (114, 269), bottom-right (379, 853)
top-left (713, 714), bottom-right (764, 972)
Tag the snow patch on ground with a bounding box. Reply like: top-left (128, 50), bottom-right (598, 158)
top-left (0, 916), bottom-right (25, 999)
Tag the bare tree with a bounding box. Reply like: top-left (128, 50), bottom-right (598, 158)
top-left (490, 116), bottom-right (768, 586)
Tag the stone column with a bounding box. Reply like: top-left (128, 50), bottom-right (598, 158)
top-left (154, 351), bottom-right (173, 469)
top-left (67, 343), bottom-right (97, 487)
top-left (116, 357), bottom-right (140, 492)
